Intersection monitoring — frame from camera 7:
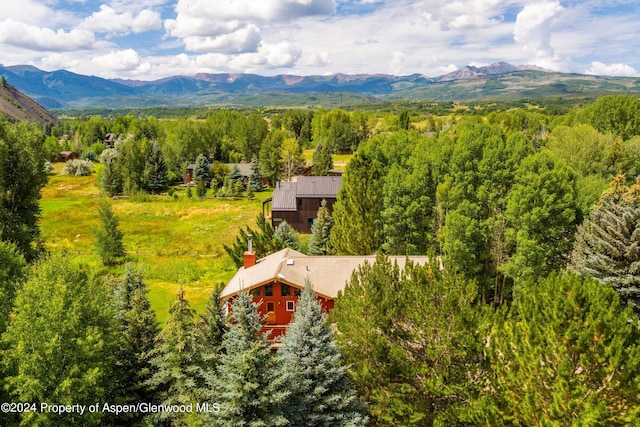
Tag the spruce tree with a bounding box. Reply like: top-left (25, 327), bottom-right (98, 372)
top-left (274, 220), bottom-right (300, 250)
top-left (213, 291), bottom-right (288, 426)
top-left (193, 153), bottom-right (211, 187)
top-left (248, 155), bottom-right (263, 192)
top-left (147, 288), bottom-right (206, 426)
top-left (278, 279), bottom-right (367, 426)
top-left (110, 264), bottom-right (160, 424)
top-left (570, 178), bottom-right (640, 310)
top-left (144, 140), bottom-right (168, 193)
top-left (199, 283), bottom-right (227, 364)
top-left (224, 213), bottom-right (279, 268)
top-left (94, 201), bottom-right (125, 266)
top-left (307, 199), bottom-right (334, 255)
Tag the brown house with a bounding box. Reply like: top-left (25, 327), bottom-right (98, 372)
top-left (265, 176), bottom-right (342, 233)
top-left (220, 246), bottom-right (431, 340)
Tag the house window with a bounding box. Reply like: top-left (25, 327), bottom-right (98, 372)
top-left (267, 302), bottom-right (275, 312)
top-left (307, 218), bottom-right (314, 229)
top-left (297, 198), bottom-right (302, 210)
top-left (281, 283), bottom-right (291, 297)
top-left (250, 287), bottom-right (261, 297)
top-left (286, 301), bottom-right (295, 311)
top-left (294, 287), bottom-right (301, 297)
top-left (265, 283), bottom-right (273, 296)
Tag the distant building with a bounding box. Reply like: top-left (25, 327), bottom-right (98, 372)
top-left (220, 246), bottom-right (430, 340)
top-left (264, 176), bottom-right (342, 233)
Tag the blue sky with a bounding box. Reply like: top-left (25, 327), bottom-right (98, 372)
top-left (0, 0), bottom-right (638, 80)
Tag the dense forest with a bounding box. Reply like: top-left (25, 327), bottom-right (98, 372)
top-left (2, 94), bottom-right (640, 425)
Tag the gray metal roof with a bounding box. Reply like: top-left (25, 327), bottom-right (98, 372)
top-left (271, 176), bottom-right (342, 211)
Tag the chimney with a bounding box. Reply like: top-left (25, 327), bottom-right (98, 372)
top-left (243, 234), bottom-right (256, 268)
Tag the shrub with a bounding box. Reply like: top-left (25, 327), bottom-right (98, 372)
top-left (61, 159), bottom-right (93, 176)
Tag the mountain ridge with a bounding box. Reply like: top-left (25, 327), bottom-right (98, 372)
top-left (0, 76), bottom-right (57, 125)
top-left (1, 62), bottom-right (638, 109)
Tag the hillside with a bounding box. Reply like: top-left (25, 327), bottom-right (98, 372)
top-left (0, 77), bottom-right (57, 125)
top-left (1, 63), bottom-right (639, 109)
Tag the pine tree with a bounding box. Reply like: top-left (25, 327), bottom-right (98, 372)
top-left (224, 213), bottom-right (279, 267)
top-left (193, 153), bottom-right (211, 186)
top-left (307, 199), bottom-right (334, 255)
top-left (110, 264), bottom-right (160, 424)
top-left (93, 201), bottom-right (125, 266)
top-left (147, 287), bottom-right (206, 425)
top-left (212, 291), bottom-right (288, 426)
top-left (278, 279), bottom-right (367, 426)
top-left (144, 140), bottom-right (168, 193)
top-left (274, 220), bottom-right (300, 250)
top-left (199, 283), bottom-right (227, 362)
top-left (479, 272), bottom-right (640, 425)
top-left (2, 254), bottom-right (117, 426)
top-left (228, 164), bottom-right (243, 185)
top-left (248, 155), bottom-right (263, 192)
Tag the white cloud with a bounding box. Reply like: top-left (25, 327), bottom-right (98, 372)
top-left (92, 49), bottom-right (141, 71)
top-left (302, 51), bottom-right (331, 67)
top-left (80, 5), bottom-right (162, 35)
top-left (420, 0), bottom-right (506, 30)
top-left (586, 62), bottom-right (639, 77)
top-left (0, 19), bottom-right (95, 51)
top-left (182, 25), bottom-right (262, 54)
top-left (513, 1), bottom-right (564, 70)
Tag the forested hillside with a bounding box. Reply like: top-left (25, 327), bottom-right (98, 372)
top-left (1, 94), bottom-right (640, 425)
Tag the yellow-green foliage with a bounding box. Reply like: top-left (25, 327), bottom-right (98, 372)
top-left (40, 163), bottom-right (271, 323)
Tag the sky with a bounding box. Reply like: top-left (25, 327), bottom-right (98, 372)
top-left (0, 0), bottom-right (638, 81)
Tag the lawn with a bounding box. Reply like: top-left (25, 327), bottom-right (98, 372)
top-left (302, 149), bottom-right (352, 171)
top-left (40, 164), bottom-right (272, 323)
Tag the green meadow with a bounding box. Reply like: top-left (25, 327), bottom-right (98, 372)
top-left (40, 164), bottom-right (272, 323)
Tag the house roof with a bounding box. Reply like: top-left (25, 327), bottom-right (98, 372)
top-left (220, 248), bottom-right (432, 300)
top-left (224, 163), bottom-right (252, 177)
top-left (271, 176), bottom-right (342, 211)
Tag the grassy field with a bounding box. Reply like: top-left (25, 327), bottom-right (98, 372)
top-left (40, 164), bottom-right (272, 323)
top-left (302, 149), bottom-right (352, 170)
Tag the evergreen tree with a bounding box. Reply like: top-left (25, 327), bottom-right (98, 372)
top-left (199, 283), bottom-right (227, 364)
top-left (228, 164), bottom-right (243, 185)
top-left (144, 140), bottom-right (169, 193)
top-left (274, 220), bottom-right (300, 250)
top-left (193, 153), bottom-right (211, 185)
top-left (110, 265), bottom-right (160, 424)
top-left (2, 254), bottom-right (117, 426)
top-left (248, 155), bottom-right (263, 192)
top-left (311, 142), bottom-right (333, 176)
top-left (213, 291), bottom-right (288, 426)
top-left (93, 201), bottom-right (125, 266)
top-left (331, 255), bottom-right (487, 425)
top-left (478, 272), bottom-right (640, 425)
top-left (147, 287), bottom-right (206, 426)
top-left (307, 199), bottom-right (334, 255)
top-left (100, 156), bottom-right (123, 196)
top-left (278, 279), bottom-right (367, 426)
top-left (570, 177), bottom-right (640, 310)
top-left (224, 213), bottom-right (279, 268)
top-left (0, 120), bottom-right (48, 261)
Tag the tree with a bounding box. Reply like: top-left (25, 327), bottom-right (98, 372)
top-left (570, 176), bottom-right (640, 311)
top-left (273, 220), bottom-right (300, 251)
top-left (280, 137), bottom-right (305, 181)
top-left (311, 142), bottom-right (333, 176)
top-left (147, 287), bottom-right (206, 426)
top-left (248, 155), bottom-right (263, 192)
top-left (93, 201), bottom-right (125, 266)
top-left (0, 120), bottom-right (48, 261)
top-left (212, 291), bottom-right (288, 426)
top-left (144, 140), bottom-right (169, 193)
top-left (278, 279), bottom-right (367, 426)
top-left (109, 265), bottom-right (160, 424)
top-left (478, 272), bottom-right (640, 425)
top-left (581, 94), bottom-right (640, 141)
top-left (260, 129), bottom-right (285, 186)
top-left (501, 152), bottom-right (579, 282)
top-left (224, 213), bottom-right (279, 268)
top-left (199, 282), bottom-right (227, 371)
top-left (2, 254), bottom-right (117, 426)
top-left (99, 148), bottom-right (123, 196)
top-left (194, 153), bottom-right (211, 198)
top-left (118, 137), bottom-right (147, 195)
top-left (307, 199), bottom-right (334, 255)
top-left (398, 110), bottom-right (411, 130)
top-left (0, 241), bottom-right (25, 334)
top-left (331, 255), bottom-right (487, 425)
top-left (329, 146), bottom-right (385, 255)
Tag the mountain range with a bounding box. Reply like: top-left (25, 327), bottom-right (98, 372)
top-left (1, 62), bottom-right (639, 110)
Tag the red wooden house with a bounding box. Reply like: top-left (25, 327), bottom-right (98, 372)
top-left (220, 245), bottom-right (430, 341)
